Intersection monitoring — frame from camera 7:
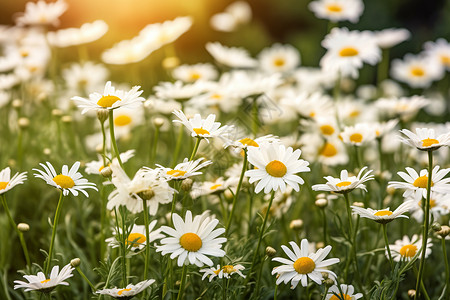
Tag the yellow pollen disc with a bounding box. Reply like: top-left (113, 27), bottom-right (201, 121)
top-left (167, 169), bottom-right (187, 177)
top-left (118, 288), bottom-right (132, 296)
top-left (97, 95), bottom-right (121, 108)
top-left (309, 112), bottom-right (316, 118)
top-left (222, 265), bottom-right (236, 274)
top-left (400, 244), bottom-right (417, 258)
top-left (210, 184), bottom-right (222, 190)
top-left (239, 138), bottom-right (259, 147)
top-left (114, 115), bottom-right (132, 127)
top-left (330, 295), bottom-right (351, 300)
top-left (418, 199), bottom-right (436, 208)
top-left (41, 279), bottom-right (50, 284)
top-left (374, 210), bottom-right (393, 217)
top-left (126, 233), bottom-right (146, 247)
top-left (213, 269), bottom-right (221, 275)
top-left (349, 110), bottom-right (360, 117)
top-left (413, 175), bottom-right (433, 188)
top-left (376, 130), bottom-right (380, 136)
top-left (265, 160), bottom-right (287, 178)
top-left (189, 72), bottom-right (201, 80)
top-left (320, 143), bottom-right (337, 157)
top-left (339, 47), bottom-right (359, 57)
top-left (211, 93), bottom-right (222, 100)
top-left (53, 174), bottom-right (75, 189)
top-left (320, 125), bottom-right (335, 136)
top-left (441, 55), bottom-right (450, 66)
top-left (336, 181), bottom-right (352, 187)
top-left (326, 4), bottom-right (342, 12)
top-left (293, 257), bottom-right (315, 274)
top-left (193, 127), bottom-right (210, 135)
top-left (0, 182), bottom-right (8, 190)
top-left (349, 133), bottom-right (363, 143)
top-left (20, 50), bottom-right (29, 57)
top-left (273, 58), bottom-right (286, 67)
top-left (421, 138), bottom-right (439, 147)
top-left (410, 67), bottom-right (425, 77)
top-left (179, 232), bottom-right (202, 252)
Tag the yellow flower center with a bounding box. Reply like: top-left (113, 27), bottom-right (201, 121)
top-left (293, 257), bottom-right (315, 274)
top-left (320, 125), bottom-right (335, 136)
top-left (53, 174), bottom-right (75, 189)
top-left (410, 67), bottom-right (425, 77)
top-left (349, 110), bottom-right (360, 117)
top-left (41, 279), bottom-right (51, 284)
top-left (0, 182), bottom-right (8, 190)
top-left (118, 288), bottom-right (132, 295)
top-left (213, 268), bottom-right (221, 275)
top-left (167, 169), bottom-right (187, 177)
top-left (222, 265), bottom-right (236, 274)
top-left (210, 184), bottom-right (222, 190)
top-left (189, 72), bottom-right (201, 80)
top-left (339, 47), bottom-right (359, 57)
top-left (441, 55), bottom-right (450, 66)
top-left (239, 138), bottom-right (259, 147)
top-left (114, 115), bottom-right (132, 127)
top-left (211, 93), bottom-right (223, 100)
top-left (273, 58), bottom-right (286, 67)
top-left (399, 244), bottom-right (417, 258)
top-left (309, 111), bottom-right (316, 118)
top-left (179, 232), bottom-right (202, 252)
top-left (374, 210), bottom-right (393, 217)
top-left (265, 160), bottom-right (287, 177)
top-left (97, 95), bottom-right (121, 108)
top-left (326, 4), bottom-right (342, 12)
top-left (330, 295), bottom-right (351, 300)
top-left (193, 127), bottom-right (210, 135)
top-left (320, 143), bottom-right (337, 157)
top-left (421, 138), bottom-right (439, 147)
top-left (349, 133), bottom-right (363, 143)
top-left (376, 130), bottom-right (380, 136)
top-left (336, 181), bottom-right (352, 187)
top-left (413, 175), bottom-right (433, 188)
top-left (126, 233), bottom-right (146, 247)
top-left (418, 199), bottom-right (436, 208)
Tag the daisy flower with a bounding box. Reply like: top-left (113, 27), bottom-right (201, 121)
top-left (71, 81), bottom-right (145, 114)
top-left (101, 36), bottom-right (157, 65)
top-left (272, 239), bottom-right (339, 289)
top-left (156, 210), bottom-right (226, 267)
top-left (258, 44), bottom-right (300, 73)
top-left (312, 166), bottom-right (374, 194)
top-left (387, 166), bottom-right (450, 201)
top-left (0, 167), bottom-right (27, 195)
top-left (423, 38), bottom-right (450, 71)
top-left (308, 0), bottom-right (364, 23)
top-left (172, 110), bottom-right (233, 140)
top-left (139, 16), bottom-right (192, 49)
top-left (223, 134), bottom-right (279, 151)
top-left (85, 149), bottom-right (135, 175)
top-left (172, 63), bottom-right (218, 83)
top-left (300, 135), bottom-right (348, 166)
top-left (105, 220), bottom-right (164, 250)
top-left (62, 62), bottom-right (109, 94)
top-left (33, 162), bottom-right (97, 197)
top-left (200, 264), bottom-right (246, 281)
top-left (15, 0), bottom-right (67, 27)
top-left (157, 158), bottom-right (213, 181)
top-left (14, 263), bottom-right (74, 292)
top-left (387, 234), bottom-right (432, 262)
top-left (399, 127), bottom-right (450, 151)
top-left (47, 20), bottom-right (108, 48)
top-left (96, 279), bottom-right (155, 298)
top-left (374, 28), bottom-right (410, 49)
top-left (326, 284), bottom-right (363, 300)
top-left (340, 123), bottom-right (376, 146)
top-left (351, 200), bottom-right (414, 224)
top-left (245, 143), bottom-right (310, 194)
top-left (190, 177), bottom-right (230, 199)
top-left (206, 42), bottom-right (258, 68)
top-left (391, 54), bottom-right (444, 89)
top-left (375, 96), bottom-right (430, 120)
top-left (112, 107), bottom-right (145, 138)
top-left (409, 192), bottom-right (450, 223)
top-left (154, 80), bottom-right (210, 102)
top-left (210, 1), bottom-right (252, 32)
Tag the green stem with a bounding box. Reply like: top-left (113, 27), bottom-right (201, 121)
top-left (225, 151), bottom-right (248, 237)
top-left (343, 193), bottom-right (353, 236)
top-left (274, 284), bottom-right (278, 300)
top-left (382, 224), bottom-right (394, 270)
top-left (189, 137), bottom-right (201, 161)
top-left (177, 264), bottom-right (188, 300)
top-left (414, 150), bottom-right (433, 300)
top-left (252, 98), bottom-right (259, 137)
top-left (441, 238), bottom-right (449, 300)
top-left (75, 266), bottom-right (96, 292)
top-left (120, 207), bottom-right (128, 286)
top-left (222, 278), bottom-right (227, 300)
top-left (150, 125), bottom-right (160, 163)
top-left (377, 48), bottom-right (390, 87)
top-left (354, 145), bottom-right (361, 169)
top-left (321, 209), bottom-right (328, 245)
top-left (255, 255), bottom-right (266, 298)
top-left (142, 198), bottom-right (150, 282)
top-left (108, 110), bottom-right (123, 168)
top-left (172, 124), bottom-right (184, 168)
top-left (322, 286), bottom-right (329, 300)
top-left (17, 129), bottom-right (23, 169)
top-left (45, 191), bottom-right (64, 275)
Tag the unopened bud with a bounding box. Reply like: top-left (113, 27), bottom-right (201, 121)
top-left (153, 117), bottom-right (165, 128)
top-left (61, 115), bottom-right (72, 123)
top-left (321, 272), bottom-right (329, 280)
top-left (432, 222), bottom-right (442, 232)
top-left (324, 278), bottom-right (335, 287)
top-left (290, 219), bottom-right (303, 231)
top-left (100, 166), bottom-right (112, 178)
top-left (43, 148), bottom-right (51, 155)
top-left (162, 56), bottom-right (180, 69)
top-left (17, 223), bottom-right (30, 232)
top-left (437, 225), bottom-right (450, 238)
top-left (223, 189), bottom-right (233, 201)
top-left (70, 258), bottom-right (81, 268)
top-left (52, 109), bottom-right (63, 117)
top-left (352, 202), bottom-right (364, 208)
top-left (95, 144), bottom-right (104, 154)
top-left (144, 99), bottom-right (154, 109)
top-left (265, 246), bottom-right (277, 257)
top-left (386, 187), bottom-right (395, 195)
top-left (138, 188), bottom-right (155, 200)
top-left (97, 109), bottom-right (109, 123)
top-left (181, 178), bottom-right (193, 192)
top-left (316, 242), bottom-right (325, 249)
top-left (12, 99), bottom-right (23, 109)
top-left (315, 198), bottom-right (328, 208)
top-left (18, 117), bottom-right (30, 129)
top-left (408, 290), bottom-right (416, 298)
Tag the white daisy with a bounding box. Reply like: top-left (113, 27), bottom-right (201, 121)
top-left (210, 1), bottom-right (252, 32)
top-left (391, 54), bottom-right (444, 89)
top-left (112, 107), bottom-right (145, 138)
top-left (172, 63), bottom-right (218, 83)
top-left (14, 263), bottom-right (74, 292)
top-left (224, 134), bottom-right (279, 152)
top-left (374, 28), bottom-right (410, 49)
top-left (312, 167), bottom-right (374, 194)
top-left (399, 127), bottom-right (450, 151)
top-left (200, 264), bottom-right (245, 281)
top-left (172, 110), bottom-right (233, 140)
top-left (139, 16), bottom-right (192, 49)
top-left (156, 210), bottom-right (226, 267)
top-left (206, 42), bottom-right (258, 68)
top-left (190, 177), bottom-right (230, 199)
top-left (105, 220), bottom-right (165, 250)
top-left (101, 36), bottom-right (157, 65)
top-left (71, 81), bottom-right (145, 114)
top-left (258, 44), bottom-right (300, 73)
top-left (423, 38), bottom-right (450, 71)
top-left (33, 162), bottom-right (97, 197)
top-left (340, 123), bottom-right (376, 146)
top-left (300, 135), bottom-right (348, 167)
top-left (272, 239), bottom-right (339, 289)
top-left (409, 192), bottom-right (450, 223)
top-left (157, 158), bottom-right (213, 181)
top-left (47, 20), bottom-right (108, 47)
top-left (388, 166), bottom-right (450, 202)
top-left (326, 284), bottom-right (363, 300)
top-left (245, 143), bottom-right (310, 194)
top-left (308, 0), bottom-right (364, 23)
top-left (62, 62), bottom-right (109, 94)
top-left (96, 279), bottom-right (155, 298)
top-left (154, 80), bottom-right (210, 102)
top-left (387, 234), bottom-right (432, 262)
top-left (351, 200), bottom-right (414, 224)
top-left (15, 0), bottom-right (67, 27)
top-left (0, 167), bottom-right (27, 195)
top-left (375, 96), bottom-right (430, 120)
top-left (85, 150), bottom-right (135, 175)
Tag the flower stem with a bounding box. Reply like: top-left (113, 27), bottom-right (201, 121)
top-left (189, 137), bottom-right (201, 161)
top-left (142, 198), bottom-right (151, 282)
top-left (382, 224), bottom-right (394, 270)
top-left (75, 266), bottom-right (96, 291)
top-left (108, 110), bottom-right (123, 168)
top-left (414, 150), bottom-right (433, 300)
top-left (45, 191), bottom-right (64, 275)
top-left (321, 209), bottom-right (328, 245)
top-left (441, 237), bottom-right (449, 300)
top-left (343, 193), bottom-right (354, 235)
top-left (377, 48), bottom-right (389, 86)
top-left (177, 264), bottom-right (188, 300)
top-left (150, 124), bottom-right (160, 163)
top-left (172, 124), bottom-right (184, 168)
top-left (252, 98), bottom-right (259, 137)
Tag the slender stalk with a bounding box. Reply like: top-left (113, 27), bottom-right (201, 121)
top-left (45, 191), bottom-right (64, 274)
top-left (322, 286), bottom-right (329, 300)
top-left (255, 255), bottom-right (266, 297)
top-left (142, 198), bottom-right (151, 281)
top-left (414, 150), bottom-right (433, 300)
top-left (382, 224), bottom-right (394, 270)
top-left (177, 264), bottom-right (188, 300)
top-left (377, 48), bottom-right (390, 86)
top-left (222, 278), bottom-right (227, 300)
top-left (225, 151), bottom-right (248, 237)
top-left (17, 129), bottom-right (24, 168)
top-left (274, 284), bottom-right (278, 300)
top-left (99, 120), bottom-right (108, 260)
top-left (189, 137), bottom-right (201, 161)
top-left (75, 266), bottom-right (96, 291)
top-left (172, 125), bottom-right (184, 168)
top-left (252, 98), bottom-right (259, 137)
top-left (441, 238), bottom-right (449, 300)
top-left (353, 145), bottom-right (361, 169)
top-left (343, 193), bottom-right (353, 235)
top-left (120, 207), bottom-right (128, 286)
top-left (321, 209), bottom-right (328, 244)
top-left (108, 110), bottom-right (123, 168)
top-left (150, 125), bottom-right (160, 163)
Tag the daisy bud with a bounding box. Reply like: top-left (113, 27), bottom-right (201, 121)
top-left (144, 99), bottom-right (154, 109)
top-left (18, 117), bottom-right (30, 129)
top-left (181, 178), bottom-right (193, 192)
top-left (316, 242), bottom-right (325, 249)
top-left (95, 144), bottom-right (104, 154)
top-left (340, 78), bottom-right (355, 92)
top-left (97, 109), bottom-right (109, 123)
top-left (52, 109), bottom-right (63, 117)
top-left (386, 186), bottom-right (396, 195)
top-left (224, 189), bottom-right (234, 201)
top-left (70, 258), bottom-right (81, 268)
top-left (61, 115), bottom-right (72, 123)
top-left (43, 148), bottom-right (51, 156)
top-left (17, 223), bottom-right (30, 232)
top-left (8, 159), bottom-right (16, 168)
top-left (432, 222), bottom-right (442, 232)
top-left (437, 225), bottom-right (450, 238)
top-left (290, 219), bottom-right (303, 231)
top-left (352, 202), bottom-right (364, 208)
top-left (153, 117), bottom-right (165, 128)
top-left (265, 246), bottom-right (277, 257)
top-left (138, 188), bottom-right (155, 200)
top-left (321, 272), bottom-right (329, 279)
top-left (408, 290), bottom-right (416, 298)
top-left (324, 278), bottom-right (335, 287)
top-left (12, 99), bottom-right (23, 109)
top-left (100, 166), bottom-right (112, 178)
top-left (315, 198), bottom-right (328, 208)
top-left (162, 56), bottom-right (180, 69)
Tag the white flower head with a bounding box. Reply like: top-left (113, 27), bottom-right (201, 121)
top-left (172, 110), bottom-right (233, 140)
top-left (15, 0), bottom-right (67, 27)
top-left (258, 44), bottom-right (300, 73)
top-left (85, 150), bottom-right (135, 175)
top-left (157, 158), bottom-right (213, 181)
top-left (399, 128), bottom-right (450, 151)
top-left (47, 20), bottom-right (108, 47)
top-left (33, 162), bottom-right (97, 197)
top-left (206, 42), bottom-right (257, 68)
top-left (351, 200), bottom-right (414, 224)
top-left (391, 54), bottom-right (444, 89)
top-left (340, 123), bottom-right (376, 146)
top-left (210, 1), bottom-right (252, 32)
top-left (0, 167), bottom-right (27, 195)
top-left (374, 28), bottom-right (410, 49)
top-left (272, 239), bottom-right (340, 289)
top-left (200, 264), bottom-right (246, 281)
top-left (14, 264), bottom-right (74, 292)
top-left (96, 279), bottom-right (155, 298)
top-left (326, 284), bottom-right (363, 300)
top-left (387, 234), bottom-right (432, 262)
top-left (105, 220), bottom-right (164, 250)
top-left (309, 0), bottom-right (364, 23)
top-left (312, 166), bottom-right (374, 194)
top-left (172, 63), bottom-right (218, 83)
top-left (423, 38), bottom-right (450, 71)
